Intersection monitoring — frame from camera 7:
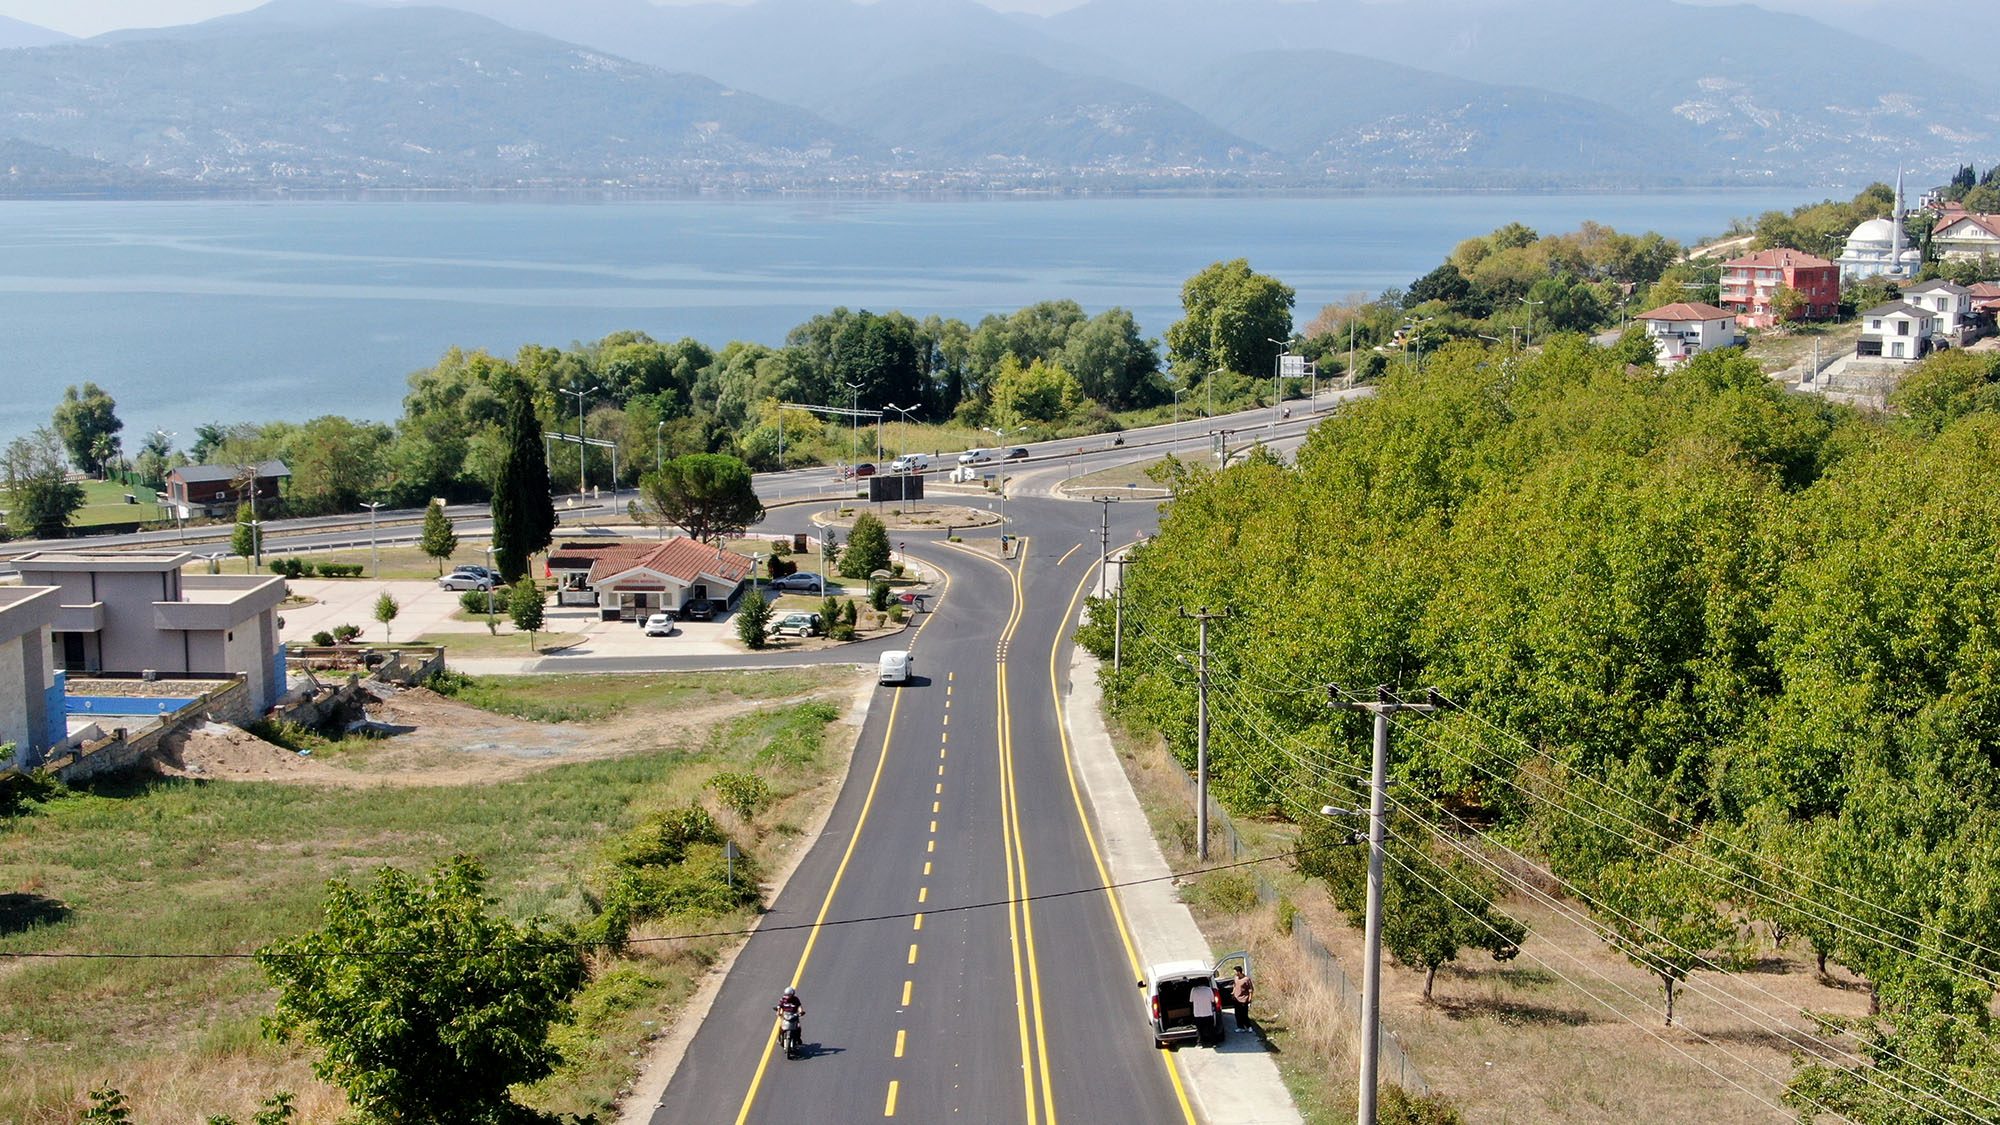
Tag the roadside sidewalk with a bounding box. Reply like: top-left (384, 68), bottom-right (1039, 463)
top-left (1065, 648), bottom-right (1304, 1125)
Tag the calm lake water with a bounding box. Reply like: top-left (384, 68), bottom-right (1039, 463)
top-left (0, 192), bottom-right (1807, 440)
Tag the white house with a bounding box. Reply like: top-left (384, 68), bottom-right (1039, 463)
top-left (1901, 279), bottom-right (1977, 343)
top-left (1635, 301), bottom-right (1741, 364)
top-left (1856, 301), bottom-right (1942, 362)
top-left (1931, 205), bottom-right (2000, 264)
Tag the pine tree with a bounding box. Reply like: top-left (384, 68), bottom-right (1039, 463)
top-left (841, 512), bottom-right (891, 578)
top-left (419, 501), bottom-right (459, 575)
top-left (490, 381), bottom-right (554, 583)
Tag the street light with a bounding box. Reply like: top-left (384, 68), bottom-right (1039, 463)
top-left (655, 421), bottom-right (664, 475)
top-left (1172, 387), bottom-right (1189, 451)
top-left (845, 381), bottom-right (865, 466)
top-left (557, 383), bottom-right (601, 497)
top-left (361, 501), bottom-right (384, 579)
top-left (1518, 298), bottom-right (1545, 349)
top-left (882, 403), bottom-right (921, 461)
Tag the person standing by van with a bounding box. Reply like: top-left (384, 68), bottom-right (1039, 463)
top-left (1229, 965), bottom-right (1254, 1032)
top-left (1190, 979), bottom-right (1218, 1044)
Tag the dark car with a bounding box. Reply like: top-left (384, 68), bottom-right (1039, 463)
top-left (1003, 447), bottom-right (1029, 460)
top-left (680, 598), bottom-right (715, 621)
top-left (853, 462), bottom-right (877, 478)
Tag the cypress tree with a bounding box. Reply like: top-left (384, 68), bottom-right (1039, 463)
top-left (491, 381), bottom-right (554, 582)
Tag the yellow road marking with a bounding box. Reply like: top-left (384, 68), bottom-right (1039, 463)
top-left (924, 862), bottom-right (931, 875)
top-left (885, 1081), bottom-right (900, 1117)
top-left (935, 783), bottom-right (942, 794)
top-left (902, 979), bottom-right (913, 1005)
top-left (913, 913), bottom-right (924, 931)
top-left (933, 801), bottom-right (940, 813)
top-left (1056, 542), bottom-right (1082, 566)
top-left (907, 944), bottom-right (919, 964)
top-left (895, 1029), bottom-right (907, 1058)
top-left (728, 556), bottom-right (958, 1124)
top-left (927, 840), bottom-right (935, 853)
top-left (930, 820), bottom-right (937, 833)
top-left (1049, 548), bottom-right (1199, 1123)
top-left (919, 886), bottom-right (928, 902)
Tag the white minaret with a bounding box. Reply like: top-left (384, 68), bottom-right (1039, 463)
top-left (1891, 167), bottom-right (1908, 277)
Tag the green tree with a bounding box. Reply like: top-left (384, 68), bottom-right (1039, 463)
top-left (490, 380), bottom-right (555, 583)
top-left (51, 382), bottom-right (122, 477)
top-left (230, 502), bottom-right (261, 571)
top-left (283, 415), bottom-right (390, 515)
top-left (1591, 853), bottom-right (1734, 1026)
top-left (637, 453), bottom-right (763, 544)
top-left (735, 588), bottom-right (772, 649)
top-left (1769, 284), bottom-right (1808, 323)
top-left (1165, 260), bottom-right (1296, 397)
top-left (2, 427), bottom-right (85, 539)
top-left (419, 501), bottom-right (459, 575)
top-left (257, 856), bottom-right (585, 1125)
top-left (841, 512), bottom-right (892, 579)
top-left (508, 579), bottom-right (545, 650)
top-left (372, 592), bottom-right (399, 643)
top-left (988, 356), bottom-right (1084, 427)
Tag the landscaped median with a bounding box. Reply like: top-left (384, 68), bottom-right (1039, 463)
top-left (0, 665), bottom-right (871, 1124)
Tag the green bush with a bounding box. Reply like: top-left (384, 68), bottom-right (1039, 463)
top-left (459, 589), bottom-right (493, 614)
top-left (330, 624), bottom-right (362, 643)
top-left (888, 605), bottom-right (907, 623)
top-left (707, 771), bottom-right (771, 820)
top-left (1277, 894), bottom-right (1297, 935)
top-left (310, 630), bottom-right (335, 647)
top-left (831, 624), bottom-right (857, 642)
top-left (269, 558), bottom-right (308, 579)
top-left (870, 581), bottom-right (890, 612)
top-left (605, 804), bottom-right (722, 871)
top-left (1380, 1087), bottom-right (1466, 1125)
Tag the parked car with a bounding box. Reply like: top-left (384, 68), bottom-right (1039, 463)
top-left (438, 572), bottom-right (493, 591)
top-left (769, 571), bottom-right (826, 592)
top-left (643, 613), bottom-right (675, 637)
top-left (957, 448), bottom-right (995, 465)
top-left (770, 611), bottom-right (822, 638)
top-left (1139, 952), bottom-right (1249, 1049)
top-left (1003, 447), bottom-right (1030, 460)
top-left (888, 453), bottom-right (931, 473)
top-left (852, 462), bottom-right (877, 478)
top-left (680, 598), bottom-right (715, 621)
top-left (451, 564), bottom-right (497, 581)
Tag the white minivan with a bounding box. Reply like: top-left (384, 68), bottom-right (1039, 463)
top-left (888, 453), bottom-right (931, 473)
top-left (879, 649), bottom-right (913, 685)
top-left (957, 448), bottom-right (995, 465)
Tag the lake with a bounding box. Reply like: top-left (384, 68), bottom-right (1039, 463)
top-left (0, 192), bottom-right (1807, 442)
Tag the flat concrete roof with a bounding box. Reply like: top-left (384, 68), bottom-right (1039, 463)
top-left (13, 551), bottom-right (196, 574)
top-left (0, 585), bottom-right (60, 644)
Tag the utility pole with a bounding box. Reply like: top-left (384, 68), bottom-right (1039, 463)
top-left (1179, 607), bottom-right (1232, 861)
top-left (1328, 685), bottom-right (1437, 1125)
top-left (1093, 496), bottom-right (1117, 586)
top-left (1105, 556), bottom-right (1129, 675)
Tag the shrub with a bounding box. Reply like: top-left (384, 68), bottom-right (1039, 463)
top-left (1276, 895), bottom-right (1297, 935)
top-left (707, 771), bottom-right (772, 820)
top-left (270, 558), bottom-right (307, 579)
top-left (330, 624), bottom-right (362, 643)
top-left (891, 563), bottom-right (905, 578)
top-left (1380, 1087), bottom-right (1466, 1125)
top-left (831, 624), bottom-right (857, 642)
top-left (459, 589), bottom-right (493, 614)
top-left (768, 556), bottom-right (796, 580)
top-left (888, 605), bottom-right (907, 623)
top-left (841, 600), bottom-right (858, 627)
top-left (310, 630), bottom-right (335, 647)
top-left (870, 581), bottom-right (891, 612)
top-left (770, 538), bottom-right (791, 556)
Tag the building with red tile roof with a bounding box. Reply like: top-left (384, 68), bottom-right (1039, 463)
top-left (1635, 301), bottom-right (1742, 364)
top-left (1719, 248), bottom-right (1840, 325)
top-left (1933, 205), bottom-right (2000, 264)
top-left (547, 537), bottom-right (755, 621)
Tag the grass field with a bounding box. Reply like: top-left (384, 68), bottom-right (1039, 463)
top-left (0, 478), bottom-right (164, 531)
top-left (0, 666), bottom-right (864, 1125)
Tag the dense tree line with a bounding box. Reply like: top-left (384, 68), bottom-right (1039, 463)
top-left (1096, 338), bottom-right (2000, 1118)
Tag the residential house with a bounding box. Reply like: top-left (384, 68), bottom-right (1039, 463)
top-left (0, 586), bottom-right (63, 768)
top-left (1901, 279), bottom-right (1978, 344)
top-left (1719, 248), bottom-right (1841, 325)
top-left (1931, 204), bottom-right (2000, 265)
top-left (1635, 302), bottom-right (1742, 364)
top-left (163, 460), bottom-right (289, 518)
top-left (1970, 282), bottom-right (2000, 321)
top-left (548, 538), bottom-right (755, 621)
top-left (1855, 301), bottom-right (1942, 361)
top-left (10, 552), bottom-right (288, 712)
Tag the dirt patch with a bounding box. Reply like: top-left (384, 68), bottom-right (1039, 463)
top-left (814, 503), bottom-right (996, 531)
top-left (152, 687), bottom-right (842, 789)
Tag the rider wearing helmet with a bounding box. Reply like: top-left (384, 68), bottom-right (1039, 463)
top-left (776, 986), bottom-right (804, 1046)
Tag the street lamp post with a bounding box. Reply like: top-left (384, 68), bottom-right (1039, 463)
top-left (845, 381), bottom-right (865, 466)
top-left (883, 403), bottom-right (921, 462)
top-left (1519, 298), bottom-right (1545, 349)
top-left (557, 383), bottom-right (601, 497)
top-left (655, 421), bottom-right (664, 475)
top-left (1172, 387), bottom-right (1188, 451)
top-left (362, 501), bottom-right (384, 578)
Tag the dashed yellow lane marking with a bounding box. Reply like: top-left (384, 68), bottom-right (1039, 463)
top-left (902, 980), bottom-right (913, 1005)
top-left (932, 801), bottom-right (940, 813)
top-left (907, 944), bottom-right (919, 964)
top-left (923, 862), bottom-right (931, 875)
top-left (927, 840), bottom-right (935, 853)
top-left (934, 783), bottom-right (942, 795)
top-left (895, 1030), bottom-right (907, 1058)
top-left (930, 820), bottom-right (938, 833)
top-left (913, 913), bottom-right (924, 931)
top-left (919, 886), bottom-right (928, 902)
top-left (885, 1081), bottom-right (900, 1117)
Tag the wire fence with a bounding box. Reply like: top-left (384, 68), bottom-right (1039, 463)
top-left (1161, 755), bottom-right (1430, 1095)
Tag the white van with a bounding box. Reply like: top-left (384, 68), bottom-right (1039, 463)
top-left (957, 448), bottom-right (995, 465)
top-left (888, 453), bottom-right (931, 474)
top-left (879, 649), bottom-right (913, 685)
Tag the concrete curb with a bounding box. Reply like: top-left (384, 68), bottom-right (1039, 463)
top-left (1065, 645), bottom-right (1305, 1125)
top-left (614, 672), bottom-right (881, 1125)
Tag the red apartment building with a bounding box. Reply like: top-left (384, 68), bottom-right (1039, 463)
top-left (1719, 248), bottom-right (1841, 326)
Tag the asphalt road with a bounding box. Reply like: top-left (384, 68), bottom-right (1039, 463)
top-left (649, 493), bottom-right (1190, 1123)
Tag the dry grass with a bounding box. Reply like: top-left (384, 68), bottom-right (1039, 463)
top-left (1744, 320), bottom-right (1865, 376)
top-left (1107, 719), bottom-right (1874, 1125)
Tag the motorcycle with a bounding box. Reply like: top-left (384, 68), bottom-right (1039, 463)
top-left (774, 1005), bottom-right (803, 1060)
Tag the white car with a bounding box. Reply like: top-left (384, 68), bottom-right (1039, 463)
top-left (957, 448), bottom-right (995, 465)
top-left (438, 572), bottom-right (493, 591)
top-left (643, 613), bottom-right (675, 637)
top-left (769, 572), bottom-right (826, 591)
top-left (888, 453), bottom-right (931, 473)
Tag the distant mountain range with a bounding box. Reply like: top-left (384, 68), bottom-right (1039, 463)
top-left (0, 0), bottom-right (1992, 194)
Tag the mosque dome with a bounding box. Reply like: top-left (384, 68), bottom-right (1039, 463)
top-left (1849, 217), bottom-right (1899, 244)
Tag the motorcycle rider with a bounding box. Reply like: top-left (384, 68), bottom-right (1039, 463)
top-left (775, 986), bottom-right (804, 1050)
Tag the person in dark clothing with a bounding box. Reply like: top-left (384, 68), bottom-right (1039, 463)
top-left (1229, 966), bottom-right (1255, 1031)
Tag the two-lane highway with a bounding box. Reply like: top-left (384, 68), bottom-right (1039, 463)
top-left (652, 494), bottom-right (1192, 1123)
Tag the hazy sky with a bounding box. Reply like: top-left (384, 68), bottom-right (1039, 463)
top-left (0, 0), bottom-right (1892, 40)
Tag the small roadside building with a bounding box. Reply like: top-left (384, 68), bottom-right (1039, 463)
top-left (1855, 300), bottom-right (1942, 362)
top-left (548, 537), bottom-right (756, 621)
top-left (163, 460), bottom-right (290, 518)
top-left (1635, 301), bottom-right (1742, 365)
